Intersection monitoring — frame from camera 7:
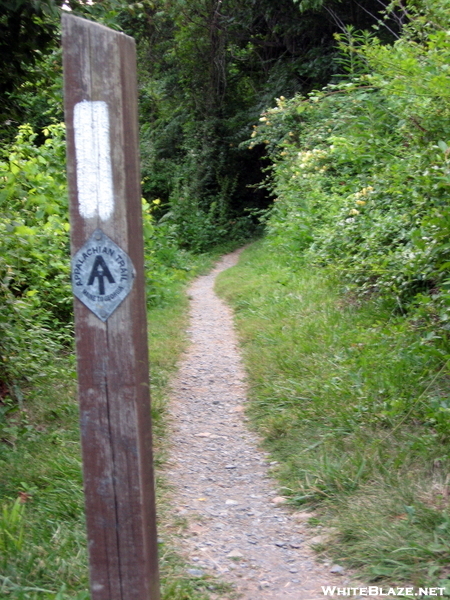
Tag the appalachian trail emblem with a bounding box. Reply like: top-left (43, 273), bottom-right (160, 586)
top-left (71, 229), bottom-right (135, 321)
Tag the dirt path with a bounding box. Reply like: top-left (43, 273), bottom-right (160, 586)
top-left (166, 249), bottom-right (346, 599)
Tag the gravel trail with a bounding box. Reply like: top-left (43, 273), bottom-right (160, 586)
top-left (166, 249), bottom-right (345, 599)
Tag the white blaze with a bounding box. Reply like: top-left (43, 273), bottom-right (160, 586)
top-left (73, 100), bottom-right (114, 221)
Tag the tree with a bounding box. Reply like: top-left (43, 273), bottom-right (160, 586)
top-left (123, 0), bottom-right (401, 248)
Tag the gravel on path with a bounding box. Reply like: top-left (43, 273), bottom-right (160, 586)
top-left (165, 249), bottom-right (347, 599)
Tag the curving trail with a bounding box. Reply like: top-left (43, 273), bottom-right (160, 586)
top-left (165, 249), bottom-right (345, 599)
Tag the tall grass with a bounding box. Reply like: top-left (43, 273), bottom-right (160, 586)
top-left (216, 241), bottom-right (450, 588)
top-left (0, 371), bottom-right (89, 599)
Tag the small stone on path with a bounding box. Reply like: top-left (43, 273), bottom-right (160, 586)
top-left (186, 568), bottom-right (204, 577)
top-left (271, 496), bottom-right (287, 505)
top-left (330, 564), bottom-right (345, 574)
top-left (293, 511), bottom-right (313, 522)
top-left (310, 534), bottom-right (328, 545)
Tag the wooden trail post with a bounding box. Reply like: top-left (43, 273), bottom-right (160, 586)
top-left (62, 14), bottom-right (160, 600)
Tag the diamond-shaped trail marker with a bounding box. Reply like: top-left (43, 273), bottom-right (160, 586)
top-left (71, 228), bottom-right (135, 321)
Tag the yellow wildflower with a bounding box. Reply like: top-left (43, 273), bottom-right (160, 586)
top-left (361, 186), bottom-right (374, 196)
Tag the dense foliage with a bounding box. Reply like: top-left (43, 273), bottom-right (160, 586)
top-left (0, 124), bottom-right (70, 397)
top-left (252, 2), bottom-right (450, 326)
top-left (128, 0), bottom-right (399, 250)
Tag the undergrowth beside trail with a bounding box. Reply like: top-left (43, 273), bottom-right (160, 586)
top-left (0, 252), bottom-right (230, 600)
top-left (216, 241), bottom-right (450, 589)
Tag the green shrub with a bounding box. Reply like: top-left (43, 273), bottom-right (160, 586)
top-left (249, 4), bottom-right (450, 324)
top-left (0, 124), bottom-right (71, 396)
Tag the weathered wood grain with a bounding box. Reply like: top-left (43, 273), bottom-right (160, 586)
top-left (62, 14), bottom-right (160, 600)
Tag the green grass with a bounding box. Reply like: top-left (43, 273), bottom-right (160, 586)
top-left (216, 240), bottom-right (450, 589)
top-left (0, 249), bottom-right (233, 600)
top-left (0, 371), bottom-right (89, 599)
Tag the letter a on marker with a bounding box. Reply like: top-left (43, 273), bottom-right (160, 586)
top-left (87, 255), bottom-right (115, 295)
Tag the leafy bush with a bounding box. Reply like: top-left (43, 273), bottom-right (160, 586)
top-left (250, 4), bottom-right (450, 325)
top-left (0, 124), bottom-right (71, 396)
top-left (142, 198), bottom-right (197, 304)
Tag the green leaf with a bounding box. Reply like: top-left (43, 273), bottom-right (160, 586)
top-left (14, 225), bottom-right (36, 236)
